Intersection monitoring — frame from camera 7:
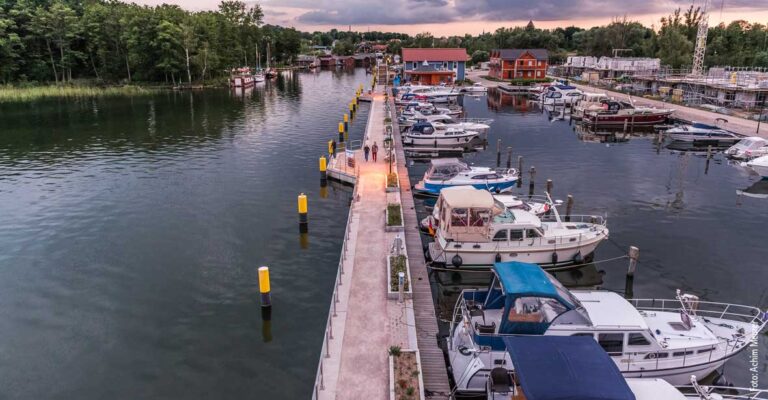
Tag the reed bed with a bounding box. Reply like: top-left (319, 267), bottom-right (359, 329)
top-left (0, 85), bottom-right (158, 103)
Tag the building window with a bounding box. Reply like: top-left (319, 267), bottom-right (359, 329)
top-left (528, 60), bottom-right (533, 66)
top-left (493, 230), bottom-right (508, 242)
top-left (537, 71), bottom-right (542, 78)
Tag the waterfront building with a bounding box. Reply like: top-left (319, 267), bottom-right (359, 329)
top-left (489, 49), bottom-right (549, 80)
top-left (402, 48), bottom-right (468, 84)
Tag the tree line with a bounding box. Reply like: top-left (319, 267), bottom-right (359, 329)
top-left (1, 1), bottom-right (766, 85)
top-left (0, 0), bottom-right (302, 85)
top-left (392, 8), bottom-right (768, 69)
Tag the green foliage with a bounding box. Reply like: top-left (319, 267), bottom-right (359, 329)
top-left (387, 203), bottom-right (402, 226)
top-left (389, 255), bottom-right (408, 292)
top-left (0, 0), bottom-right (302, 84)
top-left (0, 84), bottom-right (155, 102)
top-left (471, 50), bottom-right (488, 65)
top-left (388, 345), bottom-right (401, 357)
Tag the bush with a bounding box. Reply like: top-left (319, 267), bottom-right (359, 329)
top-left (389, 345), bottom-right (402, 356)
top-left (387, 203), bottom-right (402, 226)
top-left (387, 173), bottom-right (398, 188)
top-left (389, 255), bottom-right (409, 292)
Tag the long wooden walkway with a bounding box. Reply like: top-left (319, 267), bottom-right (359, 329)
top-left (390, 92), bottom-right (452, 399)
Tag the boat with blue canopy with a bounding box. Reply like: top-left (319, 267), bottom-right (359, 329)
top-left (413, 158), bottom-right (518, 196)
top-left (447, 262), bottom-right (767, 394)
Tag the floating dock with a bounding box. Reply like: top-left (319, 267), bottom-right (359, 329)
top-left (312, 85), bottom-right (450, 399)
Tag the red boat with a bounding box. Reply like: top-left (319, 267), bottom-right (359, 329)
top-left (583, 100), bottom-right (673, 126)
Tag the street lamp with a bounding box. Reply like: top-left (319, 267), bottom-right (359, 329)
top-left (758, 98), bottom-right (765, 135)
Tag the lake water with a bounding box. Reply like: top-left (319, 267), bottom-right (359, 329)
top-left (0, 70), bottom-right (369, 399)
top-left (408, 90), bottom-right (767, 388)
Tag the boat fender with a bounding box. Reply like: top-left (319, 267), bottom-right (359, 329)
top-left (551, 252), bottom-right (558, 265)
top-left (573, 251), bottom-right (583, 264)
top-left (494, 253), bottom-right (502, 263)
top-left (458, 345), bottom-right (472, 356)
top-left (451, 254), bottom-right (463, 268)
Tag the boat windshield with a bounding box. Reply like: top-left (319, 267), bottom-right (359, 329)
top-left (427, 163), bottom-right (469, 179)
top-left (547, 274), bottom-right (584, 310)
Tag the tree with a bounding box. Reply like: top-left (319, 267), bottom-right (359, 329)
top-left (0, 8), bottom-right (23, 83)
top-left (657, 27), bottom-right (693, 68)
top-left (471, 50), bottom-right (489, 65)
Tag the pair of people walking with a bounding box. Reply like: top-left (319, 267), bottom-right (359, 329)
top-left (363, 142), bottom-right (378, 162)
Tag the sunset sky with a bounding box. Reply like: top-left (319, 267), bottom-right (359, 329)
top-left (132, 0), bottom-right (768, 35)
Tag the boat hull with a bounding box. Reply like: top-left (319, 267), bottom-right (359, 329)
top-left (403, 134), bottom-right (478, 147)
top-left (584, 113), bottom-right (670, 126)
top-left (416, 179), bottom-right (518, 196)
top-left (748, 163), bottom-right (768, 178)
top-left (668, 134), bottom-right (741, 145)
top-left (428, 238), bottom-right (602, 269)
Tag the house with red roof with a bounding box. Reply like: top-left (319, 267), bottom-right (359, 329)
top-left (401, 48), bottom-right (468, 85)
top-left (489, 49), bottom-right (549, 80)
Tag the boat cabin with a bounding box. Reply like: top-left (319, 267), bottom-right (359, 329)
top-left (464, 262), bottom-right (589, 343)
top-left (435, 187), bottom-right (501, 242)
top-left (425, 159), bottom-right (471, 180)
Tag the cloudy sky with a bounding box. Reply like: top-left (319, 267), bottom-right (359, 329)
top-left (133, 0), bottom-right (768, 35)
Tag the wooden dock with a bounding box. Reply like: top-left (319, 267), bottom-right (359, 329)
top-left (390, 92), bottom-right (452, 399)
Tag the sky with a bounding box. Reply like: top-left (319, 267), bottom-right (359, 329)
top-left (132, 0), bottom-right (768, 36)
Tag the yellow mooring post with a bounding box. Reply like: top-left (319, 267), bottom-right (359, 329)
top-left (259, 265), bottom-right (272, 342)
top-left (319, 156), bottom-right (327, 184)
top-left (258, 266), bottom-right (271, 307)
top-left (343, 113), bottom-right (349, 133)
top-left (338, 122), bottom-right (345, 143)
top-left (327, 139), bottom-right (334, 156)
top-left (349, 102), bottom-right (355, 119)
top-left (298, 193), bottom-right (308, 233)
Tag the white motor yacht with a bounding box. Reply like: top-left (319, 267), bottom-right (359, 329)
top-left (449, 262), bottom-right (767, 396)
top-left (403, 122), bottom-right (480, 147)
top-left (667, 122), bottom-right (741, 145)
top-left (747, 155), bottom-right (768, 178)
top-left (725, 136), bottom-right (768, 160)
top-left (426, 186), bottom-right (608, 268)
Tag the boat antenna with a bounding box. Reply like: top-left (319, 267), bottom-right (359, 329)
top-left (546, 192), bottom-right (564, 228)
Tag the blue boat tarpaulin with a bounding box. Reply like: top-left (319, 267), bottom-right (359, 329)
top-left (502, 336), bottom-right (636, 400)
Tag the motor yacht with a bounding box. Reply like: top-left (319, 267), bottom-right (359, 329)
top-left (426, 187), bottom-right (608, 268)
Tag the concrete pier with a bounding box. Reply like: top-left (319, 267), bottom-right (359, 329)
top-left (312, 85), bottom-right (449, 399)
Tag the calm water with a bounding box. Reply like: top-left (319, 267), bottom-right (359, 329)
top-left (0, 70), bottom-right (369, 399)
top-left (410, 90), bottom-right (768, 387)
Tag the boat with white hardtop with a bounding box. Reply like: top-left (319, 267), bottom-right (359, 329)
top-left (426, 186), bottom-right (608, 268)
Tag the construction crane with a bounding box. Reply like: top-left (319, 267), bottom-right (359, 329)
top-left (691, 0), bottom-right (709, 76)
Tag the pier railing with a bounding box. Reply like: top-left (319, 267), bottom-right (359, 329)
top-left (311, 179), bottom-right (357, 400)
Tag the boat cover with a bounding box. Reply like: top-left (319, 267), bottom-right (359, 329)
top-left (492, 262), bottom-right (559, 299)
top-left (502, 335), bottom-right (636, 400)
top-left (440, 186), bottom-right (494, 209)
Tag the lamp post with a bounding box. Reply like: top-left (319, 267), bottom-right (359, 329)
top-left (758, 98), bottom-right (765, 135)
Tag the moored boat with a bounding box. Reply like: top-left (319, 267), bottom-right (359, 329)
top-left (542, 85), bottom-right (583, 105)
top-left (420, 193), bottom-right (555, 234)
top-left (448, 262), bottom-right (767, 395)
top-left (747, 155), bottom-right (768, 178)
top-left (667, 122), bottom-right (742, 145)
top-left (460, 82), bottom-right (488, 93)
top-left (413, 158), bottom-right (518, 196)
top-left (230, 67), bottom-right (255, 88)
top-left (402, 122), bottom-right (480, 147)
top-left (584, 100), bottom-right (673, 126)
top-left (426, 187), bottom-right (608, 268)
top-left (725, 136), bottom-right (768, 160)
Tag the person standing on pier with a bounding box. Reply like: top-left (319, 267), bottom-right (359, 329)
top-left (371, 142), bottom-right (378, 162)
top-left (331, 139), bottom-right (337, 158)
top-left (363, 143), bottom-right (370, 162)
